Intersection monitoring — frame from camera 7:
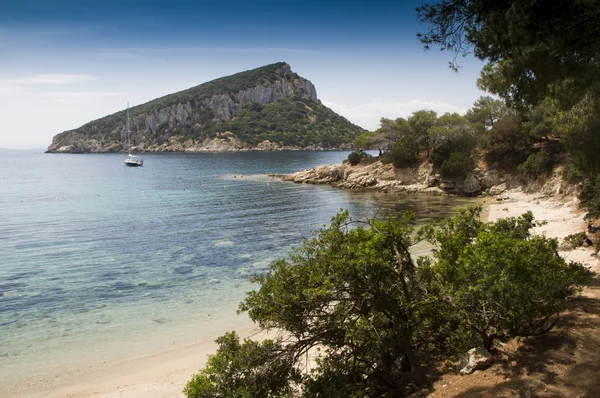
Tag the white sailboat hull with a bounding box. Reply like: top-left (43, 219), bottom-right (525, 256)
top-left (124, 158), bottom-right (143, 167)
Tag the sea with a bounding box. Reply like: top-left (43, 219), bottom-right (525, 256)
top-left (0, 150), bottom-right (478, 389)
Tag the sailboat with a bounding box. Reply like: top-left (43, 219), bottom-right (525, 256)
top-left (124, 102), bottom-right (143, 167)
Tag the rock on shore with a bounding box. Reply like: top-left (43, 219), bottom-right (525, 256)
top-left (271, 158), bottom-right (517, 196)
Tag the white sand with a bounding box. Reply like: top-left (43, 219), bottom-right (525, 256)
top-left (5, 322), bottom-right (259, 398)
top-left (8, 188), bottom-right (599, 398)
top-left (485, 188), bottom-right (600, 273)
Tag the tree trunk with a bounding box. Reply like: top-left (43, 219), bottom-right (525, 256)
top-left (400, 341), bottom-right (426, 385)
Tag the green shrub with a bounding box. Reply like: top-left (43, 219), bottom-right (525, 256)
top-left (439, 151), bottom-right (474, 179)
top-left (429, 135), bottom-right (476, 179)
top-left (562, 160), bottom-right (584, 184)
top-left (423, 207), bottom-right (592, 350)
top-left (579, 176), bottom-right (600, 219)
top-left (184, 331), bottom-right (300, 398)
top-left (481, 114), bottom-right (532, 169)
top-left (430, 135), bottom-right (476, 169)
top-left (562, 232), bottom-right (587, 249)
top-left (385, 136), bottom-right (420, 168)
top-left (347, 149), bottom-right (369, 165)
top-left (517, 149), bottom-right (555, 177)
top-left (184, 208), bottom-right (592, 397)
top-left (238, 210), bottom-right (433, 396)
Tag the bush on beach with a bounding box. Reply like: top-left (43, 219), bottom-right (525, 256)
top-left (184, 207), bottom-right (592, 397)
top-left (346, 149), bottom-right (370, 166)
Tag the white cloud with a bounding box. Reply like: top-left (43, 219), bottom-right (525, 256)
top-left (0, 74), bottom-right (99, 98)
top-left (0, 84), bottom-right (25, 95)
top-left (34, 92), bottom-right (120, 103)
top-left (322, 99), bottom-right (468, 131)
top-left (2, 74), bottom-right (97, 85)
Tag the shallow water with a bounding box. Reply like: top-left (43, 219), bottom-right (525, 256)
top-left (0, 150), bottom-right (478, 384)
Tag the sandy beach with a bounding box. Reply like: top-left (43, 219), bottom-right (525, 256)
top-left (7, 188), bottom-right (599, 398)
top-left (428, 189), bottom-right (600, 397)
top-left (485, 188), bottom-right (600, 273)
top-left (4, 319), bottom-right (259, 398)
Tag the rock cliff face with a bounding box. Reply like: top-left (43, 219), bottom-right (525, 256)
top-left (47, 62), bottom-right (358, 153)
top-left (142, 103), bottom-right (194, 136)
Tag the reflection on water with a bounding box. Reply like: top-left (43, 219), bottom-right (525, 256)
top-left (338, 189), bottom-right (482, 223)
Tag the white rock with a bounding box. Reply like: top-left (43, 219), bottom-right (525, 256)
top-left (459, 348), bottom-right (493, 375)
top-left (490, 182), bottom-right (508, 195)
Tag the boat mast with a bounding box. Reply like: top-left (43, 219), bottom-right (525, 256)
top-left (126, 101), bottom-right (131, 154)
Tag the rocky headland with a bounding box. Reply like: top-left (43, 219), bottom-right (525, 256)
top-left (46, 63), bottom-right (364, 154)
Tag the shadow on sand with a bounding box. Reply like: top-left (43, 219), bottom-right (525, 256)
top-left (448, 276), bottom-right (600, 398)
top-left (422, 275), bottom-right (600, 398)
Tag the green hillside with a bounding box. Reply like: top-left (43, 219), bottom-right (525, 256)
top-left (48, 62), bottom-right (366, 152)
top-left (176, 97), bottom-right (361, 147)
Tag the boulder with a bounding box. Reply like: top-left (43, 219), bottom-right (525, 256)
top-left (423, 187), bottom-right (446, 195)
top-left (439, 180), bottom-right (456, 190)
top-left (366, 178), bottom-right (378, 187)
top-left (463, 174), bottom-right (482, 193)
top-left (490, 183), bottom-right (508, 196)
top-left (255, 140), bottom-right (283, 151)
top-left (554, 182), bottom-right (563, 195)
top-left (459, 348), bottom-right (493, 375)
top-left (479, 170), bottom-right (501, 189)
top-left (425, 174), bottom-right (439, 187)
top-left (56, 145), bottom-right (73, 153)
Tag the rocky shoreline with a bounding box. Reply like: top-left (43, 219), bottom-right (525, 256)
top-left (45, 132), bottom-right (352, 154)
top-left (270, 158), bottom-right (573, 197)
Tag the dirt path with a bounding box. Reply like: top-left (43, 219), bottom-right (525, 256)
top-left (429, 276), bottom-right (600, 397)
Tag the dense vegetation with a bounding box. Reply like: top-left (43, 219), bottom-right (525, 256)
top-left (349, 1), bottom-right (600, 217)
top-left (356, 108), bottom-right (475, 179)
top-left (177, 97), bottom-right (364, 147)
top-left (51, 62), bottom-right (365, 149)
top-left (415, 0), bottom-right (600, 214)
top-left (346, 149), bottom-right (370, 166)
top-left (185, 208), bottom-right (591, 397)
top-left (355, 95), bottom-right (567, 182)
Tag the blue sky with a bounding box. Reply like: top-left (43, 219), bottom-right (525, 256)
top-left (0, 0), bottom-right (486, 149)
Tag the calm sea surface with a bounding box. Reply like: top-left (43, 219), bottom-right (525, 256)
top-left (0, 150), bottom-right (478, 386)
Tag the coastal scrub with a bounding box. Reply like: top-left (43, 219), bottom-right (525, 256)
top-left (184, 207), bottom-right (591, 397)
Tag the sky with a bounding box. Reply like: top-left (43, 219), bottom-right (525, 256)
top-left (0, 0), bottom-right (486, 149)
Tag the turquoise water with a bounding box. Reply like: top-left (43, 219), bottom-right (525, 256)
top-left (0, 150), bottom-right (477, 387)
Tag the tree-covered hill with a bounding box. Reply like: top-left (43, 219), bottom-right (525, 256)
top-left (47, 62), bottom-right (366, 153)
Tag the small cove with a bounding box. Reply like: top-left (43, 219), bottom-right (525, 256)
top-left (0, 150), bottom-right (480, 391)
